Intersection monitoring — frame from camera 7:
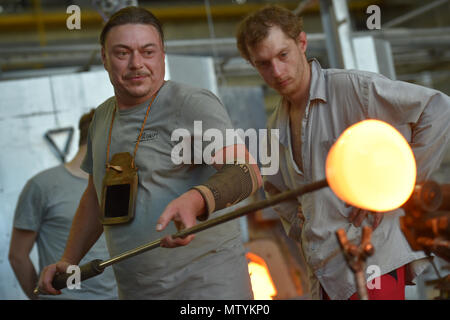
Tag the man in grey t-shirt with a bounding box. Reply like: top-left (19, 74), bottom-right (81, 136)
top-left (9, 110), bottom-right (118, 300)
top-left (38, 7), bottom-right (262, 299)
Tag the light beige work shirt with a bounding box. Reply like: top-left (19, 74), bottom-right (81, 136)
top-left (264, 59), bottom-right (450, 300)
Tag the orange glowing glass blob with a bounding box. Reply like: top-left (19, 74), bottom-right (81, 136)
top-left (326, 119), bottom-right (417, 212)
top-left (246, 252), bottom-right (277, 300)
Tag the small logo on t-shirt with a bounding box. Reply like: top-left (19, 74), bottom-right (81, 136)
top-left (137, 129), bottom-right (159, 142)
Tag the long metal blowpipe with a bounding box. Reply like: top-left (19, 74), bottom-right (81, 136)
top-left (34, 179), bottom-right (328, 295)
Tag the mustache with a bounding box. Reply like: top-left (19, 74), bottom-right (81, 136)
top-left (124, 72), bottom-right (150, 79)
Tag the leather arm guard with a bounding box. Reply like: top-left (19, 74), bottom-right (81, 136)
top-left (192, 163), bottom-right (260, 221)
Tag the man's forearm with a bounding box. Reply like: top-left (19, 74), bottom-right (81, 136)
top-left (10, 256), bottom-right (38, 300)
top-left (193, 144), bottom-right (262, 220)
top-left (62, 177), bottom-right (103, 265)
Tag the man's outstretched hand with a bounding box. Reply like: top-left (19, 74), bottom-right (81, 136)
top-left (156, 189), bottom-right (206, 248)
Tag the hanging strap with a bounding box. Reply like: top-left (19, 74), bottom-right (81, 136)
top-left (105, 93), bottom-right (157, 170)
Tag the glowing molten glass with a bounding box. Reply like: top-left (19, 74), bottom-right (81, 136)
top-left (246, 252), bottom-right (277, 300)
top-left (326, 120), bottom-right (416, 212)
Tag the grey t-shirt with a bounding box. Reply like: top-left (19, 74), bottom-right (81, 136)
top-left (82, 81), bottom-right (253, 299)
top-left (14, 165), bottom-right (118, 300)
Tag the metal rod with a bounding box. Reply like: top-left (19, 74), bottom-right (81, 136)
top-left (355, 269), bottom-right (369, 300)
top-left (99, 238), bottom-right (161, 269)
top-left (293, 0), bottom-right (319, 16)
top-left (319, 0), bottom-right (341, 68)
top-left (384, 0), bottom-right (449, 28)
top-left (336, 226), bottom-right (374, 300)
top-left (98, 179), bottom-right (329, 269)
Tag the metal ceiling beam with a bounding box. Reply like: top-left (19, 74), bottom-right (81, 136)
top-left (0, 0), bottom-right (383, 31)
top-left (384, 0), bottom-right (449, 28)
top-left (2, 27), bottom-right (450, 56)
top-left (0, 3), bottom-right (295, 30)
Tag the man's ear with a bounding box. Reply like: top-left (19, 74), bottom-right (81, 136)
top-left (297, 31), bottom-right (308, 53)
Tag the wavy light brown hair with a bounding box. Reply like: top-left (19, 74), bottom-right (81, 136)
top-left (236, 5), bottom-right (303, 62)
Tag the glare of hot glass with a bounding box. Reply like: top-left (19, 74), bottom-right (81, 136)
top-left (326, 120), bottom-right (417, 212)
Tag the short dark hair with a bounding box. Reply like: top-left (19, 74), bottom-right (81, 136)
top-left (236, 5), bottom-right (303, 62)
top-left (99, 6), bottom-right (164, 48)
top-left (78, 109), bottom-right (95, 147)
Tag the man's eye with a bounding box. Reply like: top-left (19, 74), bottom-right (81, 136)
top-left (144, 51), bottom-right (154, 56)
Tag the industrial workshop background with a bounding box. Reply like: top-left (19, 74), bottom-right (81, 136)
top-left (0, 0), bottom-right (449, 300)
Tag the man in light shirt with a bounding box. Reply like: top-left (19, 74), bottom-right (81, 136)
top-left (236, 5), bottom-right (450, 300)
top-left (9, 110), bottom-right (118, 300)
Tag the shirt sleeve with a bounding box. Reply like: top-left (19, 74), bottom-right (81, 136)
top-left (366, 75), bottom-right (450, 182)
top-left (80, 111), bottom-right (96, 175)
top-left (13, 179), bottom-right (44, 232)
top-left (178, 88), bottom-right (245, 164)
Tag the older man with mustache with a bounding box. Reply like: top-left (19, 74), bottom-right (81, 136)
top-left (38, 6), bottom-right (262, 299)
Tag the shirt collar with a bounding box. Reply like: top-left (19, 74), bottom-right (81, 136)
top-left (276, 58), bottom-right (327, 147)
top-left (308, 58), bottom-right (327, 104)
